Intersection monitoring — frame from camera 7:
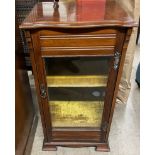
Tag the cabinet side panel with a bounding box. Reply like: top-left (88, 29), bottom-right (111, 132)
top-left (105, 28), bottom-right (131, 141)
top-left (29, 30), bottom-right (52, 142)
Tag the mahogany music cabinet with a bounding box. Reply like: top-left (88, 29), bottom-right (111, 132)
top-left (20, 0), bottom-right (136, 152)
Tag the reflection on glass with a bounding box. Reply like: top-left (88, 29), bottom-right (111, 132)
top-left (48, 87), bottom-right (106, 101)
top-left (44, 56), bottom-right (111, 128)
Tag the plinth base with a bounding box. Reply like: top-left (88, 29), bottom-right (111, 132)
top-left (42, 140), bottom-right (110, 152)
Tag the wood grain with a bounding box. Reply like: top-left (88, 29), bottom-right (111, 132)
top-left (39, 28), bottom-right (117, 36)
top-left (20, 1), bottom-right (137, 29)
top-left (40, 36), bottom-right (116, 47)
top-left (41, 46), bottom-right (115, 56)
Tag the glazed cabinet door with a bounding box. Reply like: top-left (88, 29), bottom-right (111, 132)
top-left (44, 56), bottom-right (111, 129)
top-left (29, 28), bottom-right (126, 143)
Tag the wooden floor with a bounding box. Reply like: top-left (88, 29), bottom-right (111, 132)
top-left (30, 46), bottom-right (140, 155)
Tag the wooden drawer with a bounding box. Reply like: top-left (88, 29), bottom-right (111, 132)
top-left (40, 36), bottom-right (116, 48)
top-left (39, 28), bottom-right (117, 48)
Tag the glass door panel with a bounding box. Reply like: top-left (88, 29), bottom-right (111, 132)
top-left (44, 56), bottom-right (111, 128)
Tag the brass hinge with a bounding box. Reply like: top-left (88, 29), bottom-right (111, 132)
top-left (114, 49), bottom-right (121, 70)
top-left (40, 84), bottom-right (47, 99)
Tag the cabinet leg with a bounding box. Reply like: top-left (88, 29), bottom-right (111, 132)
top-left (95, 144), bottom-right (110, 152)
top-left (43, 140), bottom-right (57, 151)
top-left (43, 145), bottom-right (57, 151)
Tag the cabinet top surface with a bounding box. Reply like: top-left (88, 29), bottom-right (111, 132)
top-left (20, 0), bottom-right (137, 29)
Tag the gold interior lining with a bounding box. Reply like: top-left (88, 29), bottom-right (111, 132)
top-left (49, 101), bottom-right (104, 127)
top-left (47, 75), bottom-right (108, 87)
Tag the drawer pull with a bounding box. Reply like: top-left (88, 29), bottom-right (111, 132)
top-left (114, 50), bottom-right (120, 70)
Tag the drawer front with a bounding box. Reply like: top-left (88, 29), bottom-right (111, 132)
top-left (39, 28), bottom-right (117, 56)
top-left (40, 36), bottom-right (116, 47)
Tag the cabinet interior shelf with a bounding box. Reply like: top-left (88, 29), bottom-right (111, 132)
top-left (46, 75), bottom-right (108, 87)
top-left (49, 101), bottom-right (104, 127)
